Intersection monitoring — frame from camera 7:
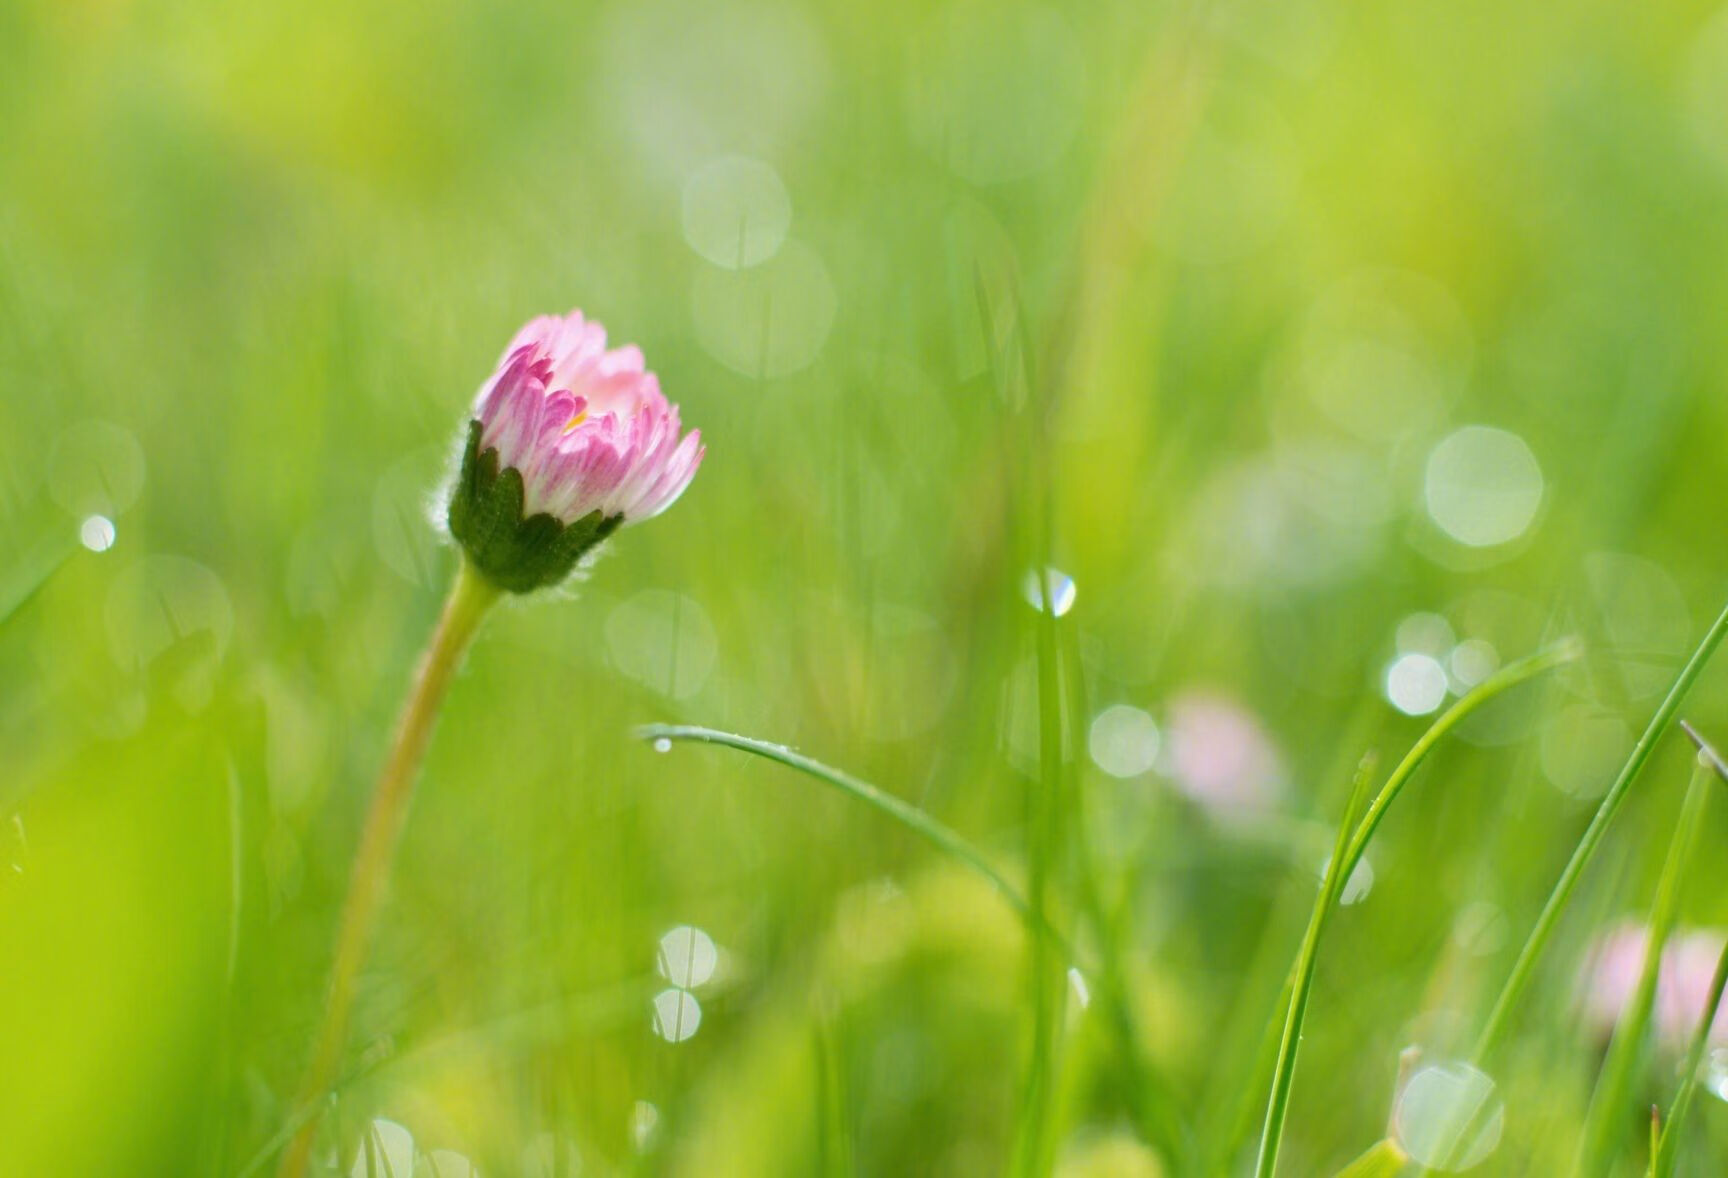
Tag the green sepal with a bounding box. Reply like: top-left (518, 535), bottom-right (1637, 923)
top-left (446, 420), bottom-right (622, 593)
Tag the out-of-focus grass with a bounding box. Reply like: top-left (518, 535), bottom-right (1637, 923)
top-left (7, 0), bottom-right (1728, 1174)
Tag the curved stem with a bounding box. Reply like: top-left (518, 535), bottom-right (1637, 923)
top-left (277, 558), bottom-right (500, 1178)
top-left (1253, 640), bottom-right (1579, 1178)
top-left (637, 724), bottom-right (1031, 923)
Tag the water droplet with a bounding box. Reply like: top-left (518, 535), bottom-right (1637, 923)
top-left (1386, 653), bottom-right (1448, 716)
top-left (1424, 426), bottom-right (1543, 548)
top-left (1393, 1061), bottom-right (1504, 1170)
top-left (350, 1119), bottom-right (414, 1178)
top-left (657, 924), bottom-right (718, 988)
top-left (1067, 967), bottom-right (1091, 1009)
top-left (652, 987), bottom-right (702, 1042)
top-left (630, 1101), bottom-right (660, 1151)
top-left (1021, 567), bottom-right (1076, 617)
top-left (652, 737), bottom-right (672, 754)
top-left (682, 155), bottom-right (791, 269)
top-left (1705, 1047), bottom-right (1728, 1102)
top-left (1088, 705), bottom-right (1161, 779)
top-left (1318, 853), bottom-right (1375, 906)
top-left (79, 514), bottom-right (116, 553)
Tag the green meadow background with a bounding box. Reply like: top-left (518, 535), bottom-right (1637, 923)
top-left (6, 0), bottom-right (1728, 1174)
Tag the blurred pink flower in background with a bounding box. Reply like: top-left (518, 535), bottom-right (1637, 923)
top-left (474, 310), bottom-right (704, 525)
top-left (1164, 691), bottom-right (1287, 815)
top-left (1580, 923), bottom-right (1728, 1047)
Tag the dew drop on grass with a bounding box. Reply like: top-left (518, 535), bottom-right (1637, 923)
top-left (1706, 1048), bottom-right (1728, 1102)
top-left (1317, 853), bottom-right (1375, 906)
top-left (1067, 967), bottom-right (1090, 1009)
top-left (651, 987), bottom-right (702, 1042)
top-left (79, 514), bottom-right (116, 553)
top-left (1393, 1061), bottom-right (1503, 1170)
top-left (1022, 567), bottom-right (1075, 616)
top-left (656, 924), bottom-right (718, 988)
top-left (653, 737), bottom-right (672, 754)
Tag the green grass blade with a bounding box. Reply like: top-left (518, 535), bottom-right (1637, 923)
top-left (1575, 757), bottom-right (1713, 1174)
top-left (1254, 641), bottom-right (1578, 1178)
top-left (1254, 753), bottom-right (1378, 1178)
top-left (1652, 732), bottom-right (1728, 1178)
top-left (1473, 598), bottom-right (1728, 1063)
top-left (635, 724), bottom-right (1035, 925)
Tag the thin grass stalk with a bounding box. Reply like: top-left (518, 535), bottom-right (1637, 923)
top-left (1649, 728), bottom-right (1728, 1178)
top-left (1472, 598), bottom-right (1728, 1064)
top-left (636, 725), bottom-right (1033, 922)
top-left (1574, 758), bottom-right (1713, 1174)
top-left (1253, 754), bottom-right (1377, 1178)
top-left (1652, 929), bottom-right (1728, 1176)
top-left (1254, 641), bottom-right (1579, 1178)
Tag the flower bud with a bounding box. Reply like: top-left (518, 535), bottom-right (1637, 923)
top-left (447, 311), bottom-right (704, 592)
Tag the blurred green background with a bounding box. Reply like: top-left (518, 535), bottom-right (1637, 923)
top-left (6, 0), bottom-right (1728, 1173)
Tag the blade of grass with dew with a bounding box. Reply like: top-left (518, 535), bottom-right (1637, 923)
top-left (1253, 640), bottom-right (1580, 1178)
top-left (636, 724), bottom-right (1034, 924)
top-left (1202, 702), bottom-right (1387, 1175)
top-left (1472, 598), bottom-right (1728, 1065)
top-left (1573, 754), bottom-right (1712, 1174)
top-left (1011, 543), bottom-right (1066, 1178)
top-left (1652, 728), bottom-right (1728, 1178)
top-left (1254, 751), bottom-right (1378, 1178)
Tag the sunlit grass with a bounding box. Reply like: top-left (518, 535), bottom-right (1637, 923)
top-left (9, 0), bottom-right (1728, 1174)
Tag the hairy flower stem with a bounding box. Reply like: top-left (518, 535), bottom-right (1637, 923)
top-left (278, 558), bottom-right (500, 1178)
